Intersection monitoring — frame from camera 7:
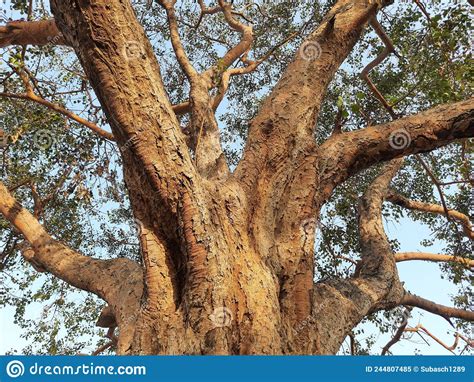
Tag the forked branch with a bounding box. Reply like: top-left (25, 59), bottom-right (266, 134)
top-left (405, 324), bottom-right (473, 353)
top-left (0, 180), bottom-right (141, 305)
top-left (381, 307), bottom-right (413, 355)
top-left (236, 0), bottom-right (385, 192)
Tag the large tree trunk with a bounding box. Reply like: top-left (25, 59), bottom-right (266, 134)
top-left (124, 178), bottom-right (282, 355)
top-left (0, 0), bottom-right (472, 355)
top-left (115, 179), bottom-right (386, 355)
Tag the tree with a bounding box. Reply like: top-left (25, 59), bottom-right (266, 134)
top-left (0, 0), bottom-right (472, 355)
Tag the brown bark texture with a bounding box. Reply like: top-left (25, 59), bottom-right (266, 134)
top-left (0, 0), bottom-right (472, 355)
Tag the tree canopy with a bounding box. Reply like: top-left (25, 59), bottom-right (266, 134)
top-left (0, 0), bottom-right (472, 355)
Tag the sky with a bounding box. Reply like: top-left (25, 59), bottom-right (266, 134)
top-left (357, 217), bottom-right (467, 355)
top-left (0, 0), bottom-right (472, 356)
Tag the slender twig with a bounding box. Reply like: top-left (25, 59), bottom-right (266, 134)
top-left (360, 18), bottom-right (398, 119)
top-left (405, 324), bottom-right (473, 353)
top-left (1, 67), bottom-right (114, 141)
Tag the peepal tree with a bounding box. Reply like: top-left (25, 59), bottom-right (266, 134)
top-left (0, 0), bottom-right (472, 355)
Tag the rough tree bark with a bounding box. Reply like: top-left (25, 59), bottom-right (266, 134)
top-left (0, 0), bottom-right (472, 355)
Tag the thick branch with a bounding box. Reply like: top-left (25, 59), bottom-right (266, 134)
top-left (402, 293), bottom-right (474, 321)
top-left (236, 0), bottom-right (385, 192)
top-left (317, 98), bottom-right (474, 201)
top-left (354, 158), bottom-right (404, 304)
top-left (223, 3), bottom-right (393, 336)
top-left (50, 0), bottom-right (200, 215)
top-left (395, 252), bottom-right (474, 268)
top-left (1, 178), bottom-right (143, 353)
top-left (307, 160), bottom-right (405, 354)
top-left (0, 181), bottom-right (140, 304)
top-left (0, 19), bottom-right (66, 47)
top-left (387, 192), bottom-right (474, 239)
